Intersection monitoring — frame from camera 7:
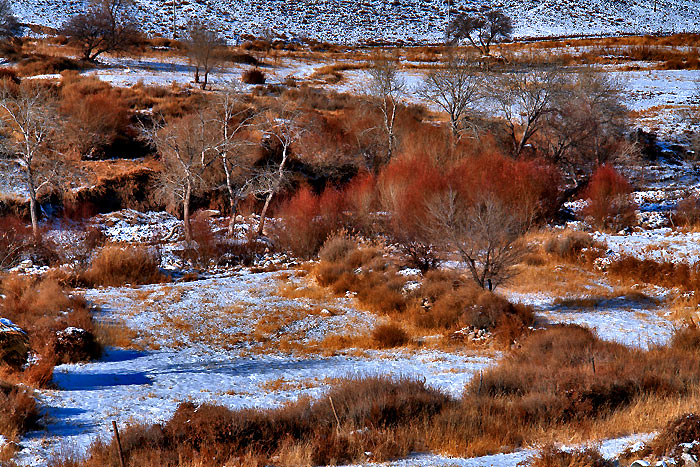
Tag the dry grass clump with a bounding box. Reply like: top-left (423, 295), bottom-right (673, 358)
top-left (15, 54), bottom-right (87, 77)
top-left (672, 196), bottom-right (700, 228)
top-left (242, 69), bottom-right (266, 85)
top-left (650, 413), bottom-right (700, 461)
top-left (371, 323), bottom-right (410, 348)
top-left (607, 255), bottom-right (700, 290)
top-left (314, 239), bottom-right (408, 315)
top-left (0, 380), bottom-right (39, 440)
top-left (0, 274), bottom-right (102, 384)
top-left (411, 270), bottom-right (535, 344)
top-left (427, 324), bottom-right (700, 456)
top-left (62, 376), bottom-right (449, 467)
top-left (528, 445), bottom-right (614, 467)
top-left (318, 230), bottom-right (357, 263)
top-left (543, 230), bottom-right (603, 262)
top-left (81, 245), bottom-right (165, 287)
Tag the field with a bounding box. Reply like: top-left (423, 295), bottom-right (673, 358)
top-left (3, 7), bottom-right (700, 466)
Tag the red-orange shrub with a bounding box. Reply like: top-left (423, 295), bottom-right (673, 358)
top-left (377, 154), bottom-right (447, 271)
top-left (582, 165), bottom-right (637, 230)
top-left (275, 185), bottom-right (347, 258)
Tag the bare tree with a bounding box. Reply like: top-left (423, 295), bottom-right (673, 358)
top-left (447, 9), bottom-right (512, 56)
top-left (0, 81), bottom-right (62, 239)
top-left (185, 20), bottom-right (226, 90)
top-left (254, 110), bottom-right (304, 237)
top-left (61, 0), bottom-right (140, 62)
top-left (417, 55), bottom-right (482, 141)
top-left (427, 189), bottom-right (527, 291)
top-left (212, 83), bottom-right (257, 236)
top-left (543, 69), bottom-right (629, 187)
top-left (365, 58), bottom-right (405, 168)
top-left (0, 0), bottom-right (21, 39)
top-left (147, 110), bottom-right (219, 242)
top-left (487, 67), bottom-right (563, 157)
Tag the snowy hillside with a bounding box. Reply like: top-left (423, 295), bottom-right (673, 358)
top-left (14, 0), bottom-right (700, 45)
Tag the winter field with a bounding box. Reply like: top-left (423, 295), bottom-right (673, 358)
top-left (5, 14), bottom-right (700, 467)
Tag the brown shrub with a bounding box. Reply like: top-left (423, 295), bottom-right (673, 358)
top-left (242, 69), bottom-right (266, 85)
top-left (0, 216), bottom-right (33, 270)
top-left (81, 245), bottom-right (165, 287)
top-left (544, 230), bottom-right (595, 260)
top-left (651, 413), bottom-right (700, 461)
top-left (371, 323), bottom-right (410, 348)
top-left (59, 73), bottom-right (132, 159)
top-left (69, 376), bottom-right (449, 467)
top-left (0, 381), bottom-right (39, 440)
top-left (0, 275), bottom-right (100, 380)
top-left (15, 54), bottom-right (87, 77)
top-left (607, 255), bottom-right (700, 291)
top-left (318, 230), bottom-right (357, 264)
top-left (672, 196), bottom-right (700, 227)
top-left (410, 270), bottom-right (534, 340)
top-left (529, 445), bottom-right (615, 467)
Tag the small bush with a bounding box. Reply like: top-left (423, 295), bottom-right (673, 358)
top-left (242, 69), bottom-right (266, 85)
top-left (672, 196), bottom-right (700, 227)
top-left (582, 165), bottom-right (637, 231)
top-left (81, 245), bottom-right (165, 287)
top-left (318, 230), bottom-right (357, 263)
top-left (529, 445), bottom-right (615, 467)
top-left (371, 323), bottom-right (410, 348)
top-left (544, 231), bottom-right (595, 260)
top-left (651, 413), bottom-right (700, 461)
top-left (0, 381), bottom-right (39, 440)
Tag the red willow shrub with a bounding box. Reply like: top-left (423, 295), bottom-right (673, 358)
top-left (377, 154), bottom-right (447, 272)
top-left (582, 164), bottom-right (637, 231)
top-left (274, 185), bottom-right (346, 258)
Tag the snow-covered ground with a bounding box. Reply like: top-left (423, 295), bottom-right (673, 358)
top-left (510, 291), bottom-right (676, 349)
top-left (14, 0), bottom-right (700, 45)
top-left (14, 270), bottom-right (494, 465)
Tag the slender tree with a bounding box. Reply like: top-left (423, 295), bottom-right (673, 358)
top-left (487, 67), bottom-right (563, 157)
top-left (148, 110), bottom-right (219, 242)
top-left (212, 83), bottom-right (257, 236)
top-left (185, 20), bottom-right (226, 90)
top-left (365, 58), bottom-right (405, 168)
top-left (418, 55), bottom-right (482, 141)
top-left (254, 110), bottom-right (304, 237)
top-left (0, 81), bottom-right (61, 239)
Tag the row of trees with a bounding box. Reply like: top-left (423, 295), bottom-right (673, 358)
top-left (371, 56), bottom-right (628, 193)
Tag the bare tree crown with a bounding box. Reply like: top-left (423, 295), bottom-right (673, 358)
top-left (447, 8), bottom-right (512, 56)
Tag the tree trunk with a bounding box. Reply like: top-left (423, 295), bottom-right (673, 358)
top-left (227, 197), bottom-right (238, 237)
top-left (183, 182), bottom-right (192, 243)
top-left (201, 72), bottom-right (208, 90)
top-left (28, 190), bottom-right (39, 241)
top-left (256, 192), bottom-right (273, 237)
top-left (194, 67), bottom-right (200, 84)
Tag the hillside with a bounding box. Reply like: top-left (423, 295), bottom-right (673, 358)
top-left (15, 0), bottom-right (700, 44)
